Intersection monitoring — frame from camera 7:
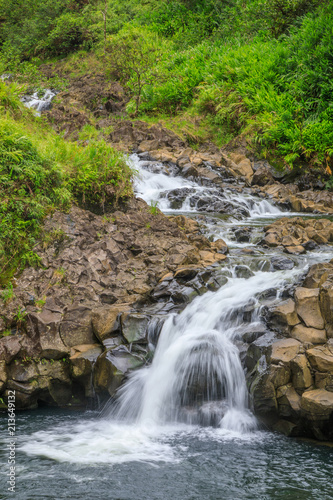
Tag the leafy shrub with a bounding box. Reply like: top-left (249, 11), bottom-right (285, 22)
top-left (0, 81), bottom-right (133, 281)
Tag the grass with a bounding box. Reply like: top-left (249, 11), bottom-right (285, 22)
top-left (0, 79), bottom-right (133, 283)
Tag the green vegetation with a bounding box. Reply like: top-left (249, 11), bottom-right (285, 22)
top-left (0, 80), bottom-right (133, 282)
top-left (0, 0), bottom-right (332, 281)
top-left (1, 0), bottom-right (329, 172)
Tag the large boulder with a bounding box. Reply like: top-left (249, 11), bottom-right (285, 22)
top-left (295, 288), bottom-right (325, 330)
top-left (290, 324), bottom-right (326, 344)
top-left (306, 345), bottom-right (333, 373)
top-left (266, 299), bottom-right (300, 334)
top-left (120, 313), bottom-right (150, 343)
top-left (270, 338), bottom-right (301, 364)
top-left (290, 354), bottom-right (313, 392)
top-left (60, 305), bottom-right (97, 347)
top-left (93, 345), bottom-right (145, 396)
top-left (276, 384), bottom-right (301, 419)
top-left (301, 389), bottom-right (333, 421)
top-left (92, 304), bottom-right (130, 343)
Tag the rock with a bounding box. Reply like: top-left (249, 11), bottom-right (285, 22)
top-left (315, 372), bottom-right (333, 392)
top-left (291, 324), bottom-right (326, 344)
top-left (29, 310), bottom-right (70, 359)
top-left (271, 256), bottom-right (295, 271)
top-left (231, 157), bottom-right (253, 181)
top-left (174, 266), bottom-right (201, 281)
top-left (93, 345), bottom-right (144, 396)
top-left (199, 250), bottom-right (226, 266)
top-left (290, 354), bottom-right (313, 392)
top-left (234, 265), bottom-right (254, 279)
top-left (0, 361), bottom-right (7, 392)
top-left (60, 305), bottom-right (97, 347)
top-left (245, 332), bottom-right (276, 372)
top-left (270, 338), bottom-right (301, 364)
top-left (234, 228), bottom-right (252, 243)
top-left (320, 276), bottom-right (333, 337)
top-left (264, 232), bottom-right (280, 247)
top-left (268, 363), bottom-right (291, 389)
top-left (273, 419), bottom-right (298, 437)
top-left (210, 239), bottom-right (228, 255)
top-left (0, 336), bottom-right (21, 364)
top-left (306, 345), bottom-right (333, 373)
top-left (301, 389), bottom-right (333, 420)
top-left (303, 263), bottom-right (333, 288)
top-left (241, 323), bottom-right (267, 343)
top-left (70, 345), bottom-right (103, 397)
top-left (276, 384), bottom-right (301, 418)
top-left (92, 305), bottom-right (130, 342)
top-left (284, 245), bottom-right (305, 255)
top-left (267, 299), bottom-right (300, 333)
top-left (251, 166), bottom-right (274, 186)
top-left (250, 371), bottom-right (278, 417)
top-left (121, 313), bottom-right (150, 343)
top-left (295, 288), bottom-right (324, 330)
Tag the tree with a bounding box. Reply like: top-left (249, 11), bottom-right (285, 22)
top-left (105, 26), bottom-right (163, 115)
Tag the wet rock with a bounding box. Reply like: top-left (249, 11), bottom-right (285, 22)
top-left (234, 227), bottom-right (252, 243)
top-left (234, 265), bottom-right (254, 279)
top-left (121, 313), bottom-right (150, 343)
top-left (271, 256), bottom-right (295, 271)
top-left (70, 345), bottom-right (103, 397)
top-left (245, 332), bottom-right (276, 372)
top-left (272, 419), bottom-right (298, 437)
top-left (174, 266), bottom-right (201, 281)
top-left (295, 288), bottom-right (324, 330)
top-left (210, 239), bottom-right (228, 255)
top-left (92, 304), bottom-right (130, 342)
top-left (241, 323), bottom-right (267, 343)
top-left (266, 299), bottom-right (300, 333)
top-left (93, 345), bottom-right (145, 396)
top-left (251, 166), bottom-right (274, 186)
top-left (276, 384), bottom-right (301, 418)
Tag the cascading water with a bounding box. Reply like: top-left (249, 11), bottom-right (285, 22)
top-left (17, 151), bottom-right (333, 483)
top-left (21, 89), bottom-right (56, 114)
top-left (104, 155), bottom-right (299, 432)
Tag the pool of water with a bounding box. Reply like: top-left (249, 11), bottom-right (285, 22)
top-left (2, 408), bottom-right (332, 500)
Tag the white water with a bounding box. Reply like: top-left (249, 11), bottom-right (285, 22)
top-left (132, 153), bottom-right (282, 218)
top-left (19, 152), bottom-right (332, 465)
top-left (21, 89), bottom-right (56, 115)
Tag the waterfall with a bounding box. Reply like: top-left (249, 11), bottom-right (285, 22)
top-left (110, 269), bottom-right (299, 433)
top-left (21, 89), bottom-right (56, 115)
top-left (132, 153), bottom-right (283, 218)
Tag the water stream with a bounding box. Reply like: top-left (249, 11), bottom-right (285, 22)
top-left (2, 153), bottom-right (333, 499)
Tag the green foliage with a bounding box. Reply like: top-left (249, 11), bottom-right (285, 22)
top-left (0, 80), bottom-right (133, 281)
top-left (105, 26), bottom-right (165, 114)
top-left (1, 282), bottom-right (15, 304)
top-left (0, 0), bottom-right (96, 63)
top-left (149, 201), bottom-right (159, 215)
